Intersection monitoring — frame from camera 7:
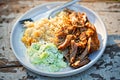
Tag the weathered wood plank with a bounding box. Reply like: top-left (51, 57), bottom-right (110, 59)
top-left (0, 67), bottom-right (27, 80)
top-left (0, 0), bottom-right (120, 3)
top-left (0, 1), bottom-right (120, 80)
top-left (0, 1), bottom-right (120, 14)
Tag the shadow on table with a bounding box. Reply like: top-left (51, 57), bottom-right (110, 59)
top-left (107, 34), bottom-right (120, 46)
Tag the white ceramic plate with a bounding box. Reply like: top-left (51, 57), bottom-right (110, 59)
top-left (10, 2), bottom-right (107, 77)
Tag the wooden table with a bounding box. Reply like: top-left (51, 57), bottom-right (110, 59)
top-left (0, 0), bottom-right (120, 80)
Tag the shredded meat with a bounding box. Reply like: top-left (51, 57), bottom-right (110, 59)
top-left (54, 9), bottom-right (100, 68)
top-left (77, 47), bottom-right (88, 61)
top-left (87, 32), bottom-right (100, 53)
top-left (70, 40), bottom-right (78, 64)
top-left (71, 57), bottom-right (90, 68)
top-left (58, 35), bottom-right (74, 50)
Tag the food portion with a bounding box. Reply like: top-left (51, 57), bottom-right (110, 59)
top-left (21, 8), bottom-right (100, 71)
top-left (54, 9), bottom-right (100, 68)
top-left (27, 42), bottom-right (67, 72)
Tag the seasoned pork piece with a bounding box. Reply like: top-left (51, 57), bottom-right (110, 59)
top-left (75, 32), bottom-right (87, 48)
top-left (87, 32), bottom-right (100, 53)
top-left (58, 35), bottom-right (74, 50)
top-left (64, 51), bottom-right (70, 62)
top-left (70, 40), bottom-right (78, 64)
top-left (56, 27), bottom-right (67, 38)
top-left (85, 22), bottom-right (96, 31)
top-left (75, 32), bottom-right (88, 48)
top-left (69, 12), bottom-right (78, 26)
top-left (75, 41), bottom-right (87, 49)
top-left (79, 32), bottom-right (87, 41)
top-left (71, 57), bottom-right (90, 68)
top-left (78, 12), bottom-right (87, 26)
top-left (77, 47), bottom-right (88, 61)
top-left (85, 28), bottom-right (94, 37)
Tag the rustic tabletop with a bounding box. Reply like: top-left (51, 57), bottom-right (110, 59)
top-left (0, 0), bottom-right (120, 80)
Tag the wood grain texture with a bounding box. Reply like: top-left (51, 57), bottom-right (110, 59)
top-left (0, 0), bottom-right (120, 80)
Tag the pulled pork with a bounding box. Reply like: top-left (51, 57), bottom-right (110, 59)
top-left (54, 9), bottom-right (100, 68)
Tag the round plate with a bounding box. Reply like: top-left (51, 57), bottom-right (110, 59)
top-left (10, 2), bottom-right (107, 77)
